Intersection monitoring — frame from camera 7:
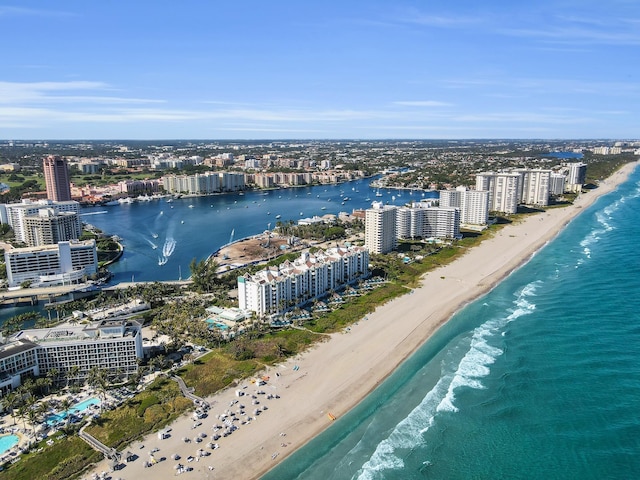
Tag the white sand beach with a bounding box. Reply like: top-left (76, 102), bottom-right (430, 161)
top-left (87, 162), bottom-right (637, 480)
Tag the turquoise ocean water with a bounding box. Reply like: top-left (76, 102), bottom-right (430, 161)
top-left (263, 165), bottom-right (640, 480)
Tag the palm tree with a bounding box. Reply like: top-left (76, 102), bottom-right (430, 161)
top-left (59, 397), bottom-right (72, 414)
top-left (26, 407), bottom-right (39, 434)
top-left (35, 400), bottom-right (50, 424)
top-left (87, 366), bottom-right (109, 411)
top-left (151, 354), bottom-right (166, 372)
top-left (35, 377), bottom-right (51, 396)
top-left (46, 368), bottom-right (59, 392)
top-left (1, 391), bottom-right (20, 426)
top-left (67, 365), bottom-right (80, 389)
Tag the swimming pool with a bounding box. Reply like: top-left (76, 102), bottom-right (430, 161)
top-left (205, 319), bottom-right (229, 330)
top-left (46, 397), bottom-right (100, 426)
top-left (0, 435), bottom-right (19, 455)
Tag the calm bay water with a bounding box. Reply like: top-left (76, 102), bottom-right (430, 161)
top-left (79, 178), bottom-right (433, 283)
top-left (1, 178), bottom-right (433, 323)
top-left (263, 164), bottom-right (640, 480)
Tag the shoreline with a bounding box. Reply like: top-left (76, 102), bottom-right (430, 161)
top-left (87, 162), bottom-right (637, 480)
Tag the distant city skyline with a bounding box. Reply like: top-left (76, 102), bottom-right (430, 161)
top-left (1, 1), bottom-right (639, 140)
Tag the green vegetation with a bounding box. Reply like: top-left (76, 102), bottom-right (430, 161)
top-left (0, 436), bottom-right (101, 480)
top-left (189, 258), bottom-right (220, 293)
top-left (0, 174), bottom-right (44, 202)
top-left (582, 152), bottom-right (633, 184)
top-left (178, 351), bottom-right (261, 397)
top-left (307, 283), bottom-right (408, 333)
top-left (275, 219), bottom-right (363, 242)
top-left (85, 377), bottom-right (191, 450)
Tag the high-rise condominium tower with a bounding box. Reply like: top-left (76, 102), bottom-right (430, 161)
top-left (43, 155), bottom-right (72, 201)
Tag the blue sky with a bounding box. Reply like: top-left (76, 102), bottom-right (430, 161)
top-left (1, 0), bottom-right (639, 140)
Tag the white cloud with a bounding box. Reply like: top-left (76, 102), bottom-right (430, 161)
top-left (0, 81), bottom-right (165, 105)
top-left (0, 6), bottom-right (74, 17)
top-left (393, 101), bottom-right (453, 107)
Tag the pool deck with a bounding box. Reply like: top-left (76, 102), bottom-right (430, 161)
top-left (0, 372), bottom-right (163, 468)
top-left (0, 387), bottom-right (100, 465)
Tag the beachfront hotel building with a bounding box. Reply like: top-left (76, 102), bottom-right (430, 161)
top-left (439, 187), bottom-right (490, 227)
top-left (365, 202), bottom-right (397, 254)
top-left (1, 199), bottom-right (82, 246)
top-left (4, 239), bottom-right (98, 288)
top-left (0, 338), bottom-right (39, 395)
top-left (475, 173), bottom-right (520, 214)
top-left (0, 319), bottom-right (143, 394)
top-left (237, 245), bottom-right (369, 317)
top-left (43, 155), bottom-right (72, 202)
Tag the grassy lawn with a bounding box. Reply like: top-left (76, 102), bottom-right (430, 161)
top-left (0, 435), bottom-right (101, 480)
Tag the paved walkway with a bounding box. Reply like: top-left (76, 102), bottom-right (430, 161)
top-left (171, 375), bottom-right (209, 408)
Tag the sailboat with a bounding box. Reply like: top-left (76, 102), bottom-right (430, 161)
top-left (375, 189), bottom-right (383, 197)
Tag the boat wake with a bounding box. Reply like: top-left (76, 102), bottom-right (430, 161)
top-left (79, 211), bottom-right (108, 216)
top-left (158, 237), bottom-right (177, 265)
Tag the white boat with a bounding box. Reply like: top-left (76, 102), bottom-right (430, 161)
top-left (321, 207), bottom-right (326, 210)
top-left (188, 204), bottom-right (195, 208)
top-left (118, 197), bottom-right (134, 204)
top-left (275, 215), bottom-right (281, 219)
top-left (104, 200), bottom-right (119, 206)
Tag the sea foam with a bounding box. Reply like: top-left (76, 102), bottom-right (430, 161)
top-left (355, 281), bottom-right (540, 479)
